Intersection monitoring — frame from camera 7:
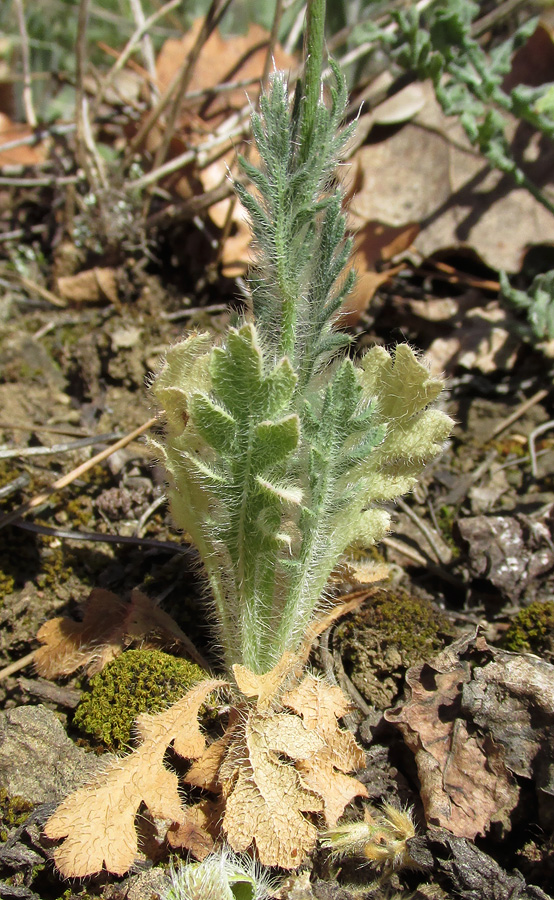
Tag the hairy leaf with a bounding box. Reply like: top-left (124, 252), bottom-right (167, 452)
top-left (44, 679), bottom-right (225, 877)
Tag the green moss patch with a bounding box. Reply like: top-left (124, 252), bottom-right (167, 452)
top-left (73, 648), bottom-right (207, 750)
top-left (502, 600), bottom-right (554, 661)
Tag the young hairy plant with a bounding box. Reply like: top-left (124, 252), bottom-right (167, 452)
top-left (43, 1), bottom-right (453, 878)
top-left (151, 0), bottom-right (453, 675)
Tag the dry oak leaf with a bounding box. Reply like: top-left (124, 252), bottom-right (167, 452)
top-left (43, 678), bottom-right (225, 877)
top-left (385, 634), bottom-right (518, 840)
top-left (35, 588), bottom-right (196, 679)
top-left (283, 674), bottom-right (368, 827)
top-left (221, 708), bottom-right (324, 868)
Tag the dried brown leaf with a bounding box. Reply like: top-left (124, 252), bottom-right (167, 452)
top-left (222, 665), bottom-right (368, 865)
top-left (35, 588), bottom-right (194, 679)
top-left (385, 634), bottom-right (519, 839)
top-left (347, 76), bottom-right (554, 272)
top-left (283, 675), bottom-right (368, 826)
top-left (185, 708), bottom-right (241, 791)
top-left (233, 651), bottom-right (299, 708)
top-left (34, 589), bottom-right (126, 678)
top-left (57, 268), bottom-right (118, 305)
top-left (222, 708), bottom-right (323, 868)
top-left (167, 799), bottom-right (220, 860)
top-left (44, 679), bottom-right (225, 877)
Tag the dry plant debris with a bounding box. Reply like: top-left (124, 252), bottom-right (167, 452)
top-left (347, 63), bottom-right (554, 273)
top-left (386, 632), bottom-right (554, 840)
top-left (43, 679), bottom-right (225, 877)
top-left (44, 657), bottom-right (367, 876)
top-left (34, 588), bottom-right (196, 678)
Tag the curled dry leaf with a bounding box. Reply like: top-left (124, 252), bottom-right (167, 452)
top-left (220, 706), bottom-right (324, 868)
top-left (43, 679), bottom-right (225, 877)
top-left (57, 267), bottom-right (119, 305)
top-left (35, 588), bottom-right (127, 678)
top-left (35, 588), bottom-right (197, 679)
top-left (385, 632), bottom-right (554, 839)
top-left (219, 665), bottom-right (367, 867)
top-left (283, 675), bottom-right (369, 828)
top-left (232, 651), bottom-right (299, 708)
top-left (167, 798), bottom-right (222, 860)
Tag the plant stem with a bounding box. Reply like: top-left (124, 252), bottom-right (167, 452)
top-left (300, 0), bottom-right (326, 157)
top-left (278, 0), bottom-right (326, 360)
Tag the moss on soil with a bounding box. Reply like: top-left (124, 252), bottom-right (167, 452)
top-left (336, 590), bottom-right (452, 708)
top-left (73, 648), bottom-right (207, 750)
top-left (502, 600), bottom-right (554, 660)
top-left (0, 788), bottom-right (34, 842)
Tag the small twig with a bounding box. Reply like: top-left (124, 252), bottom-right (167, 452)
top-left (93, 0), bottom-right (182, 114)
top-left (18, 677), bottom-right (81, 708)
top-left (134, 494), bottom-right (167, 538)
top-left (0, 431), bottom-right (121, 460)
top-left (161, 302), bottom-right (229, 321)
top-left (487, 389), bottom-right (549, 440)
top-left (75, 0), bottom-right (92, 178)
top-left (495, 446), bottom-right (550, 472)
top-left (319, 627), bottom-right (338, 686)
top-left (0, 422), bottom-right (91, 437)
top-left (427, 260), bottom-right (500, 293)
top-left (146, 175), bottom-right (235, 231)
top-left (128, 115), bottom-right (250, 190)
top-left (11, 519), bottom-right (188, 553)
top-left (0, 473), bottom-right (30, 499)
top-left (6, 273), bottom-right (67, 308)
top-left (332, 646), bottom-right (371, 718)
top-left (284, 3), bottom-right (305, 55)
top-left (0, 225), bottom-right (48, 243)
top-left (81, 96), bottom-right (108, 189)
top-left (0, 123), bottom-right (75, 156)
top-left (382, 536), bottom-right (428, 568)
top-left (14, 0), bottom-right (37, 127)
top-left (0, 417), bottom-right (158, 531)
top-left (529, 420), bottom-right (554, 478)
top-left (395, 496), bottom-right (452, 565)
top-left (0, 174), bottom-right (80, 187)
top-left (383, 535), bottom-right (465, 587)
top-left (128, 0), bottom-right (159, 104)
top-left (0, 650), bottom-right (36, 681)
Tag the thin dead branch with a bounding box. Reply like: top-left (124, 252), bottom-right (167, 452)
top-left (0, 417), bottom-right (157, 531)
top-left (13, 0), bottom-right (37, 127)
top-left (93, 0), bottom-right (182, 115)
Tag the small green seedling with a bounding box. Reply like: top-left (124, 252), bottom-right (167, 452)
top-left (151, 0), bottom-right (452, 676)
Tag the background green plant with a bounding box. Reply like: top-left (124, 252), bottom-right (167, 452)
top-left (387, 0), bottom-right (554, 215)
